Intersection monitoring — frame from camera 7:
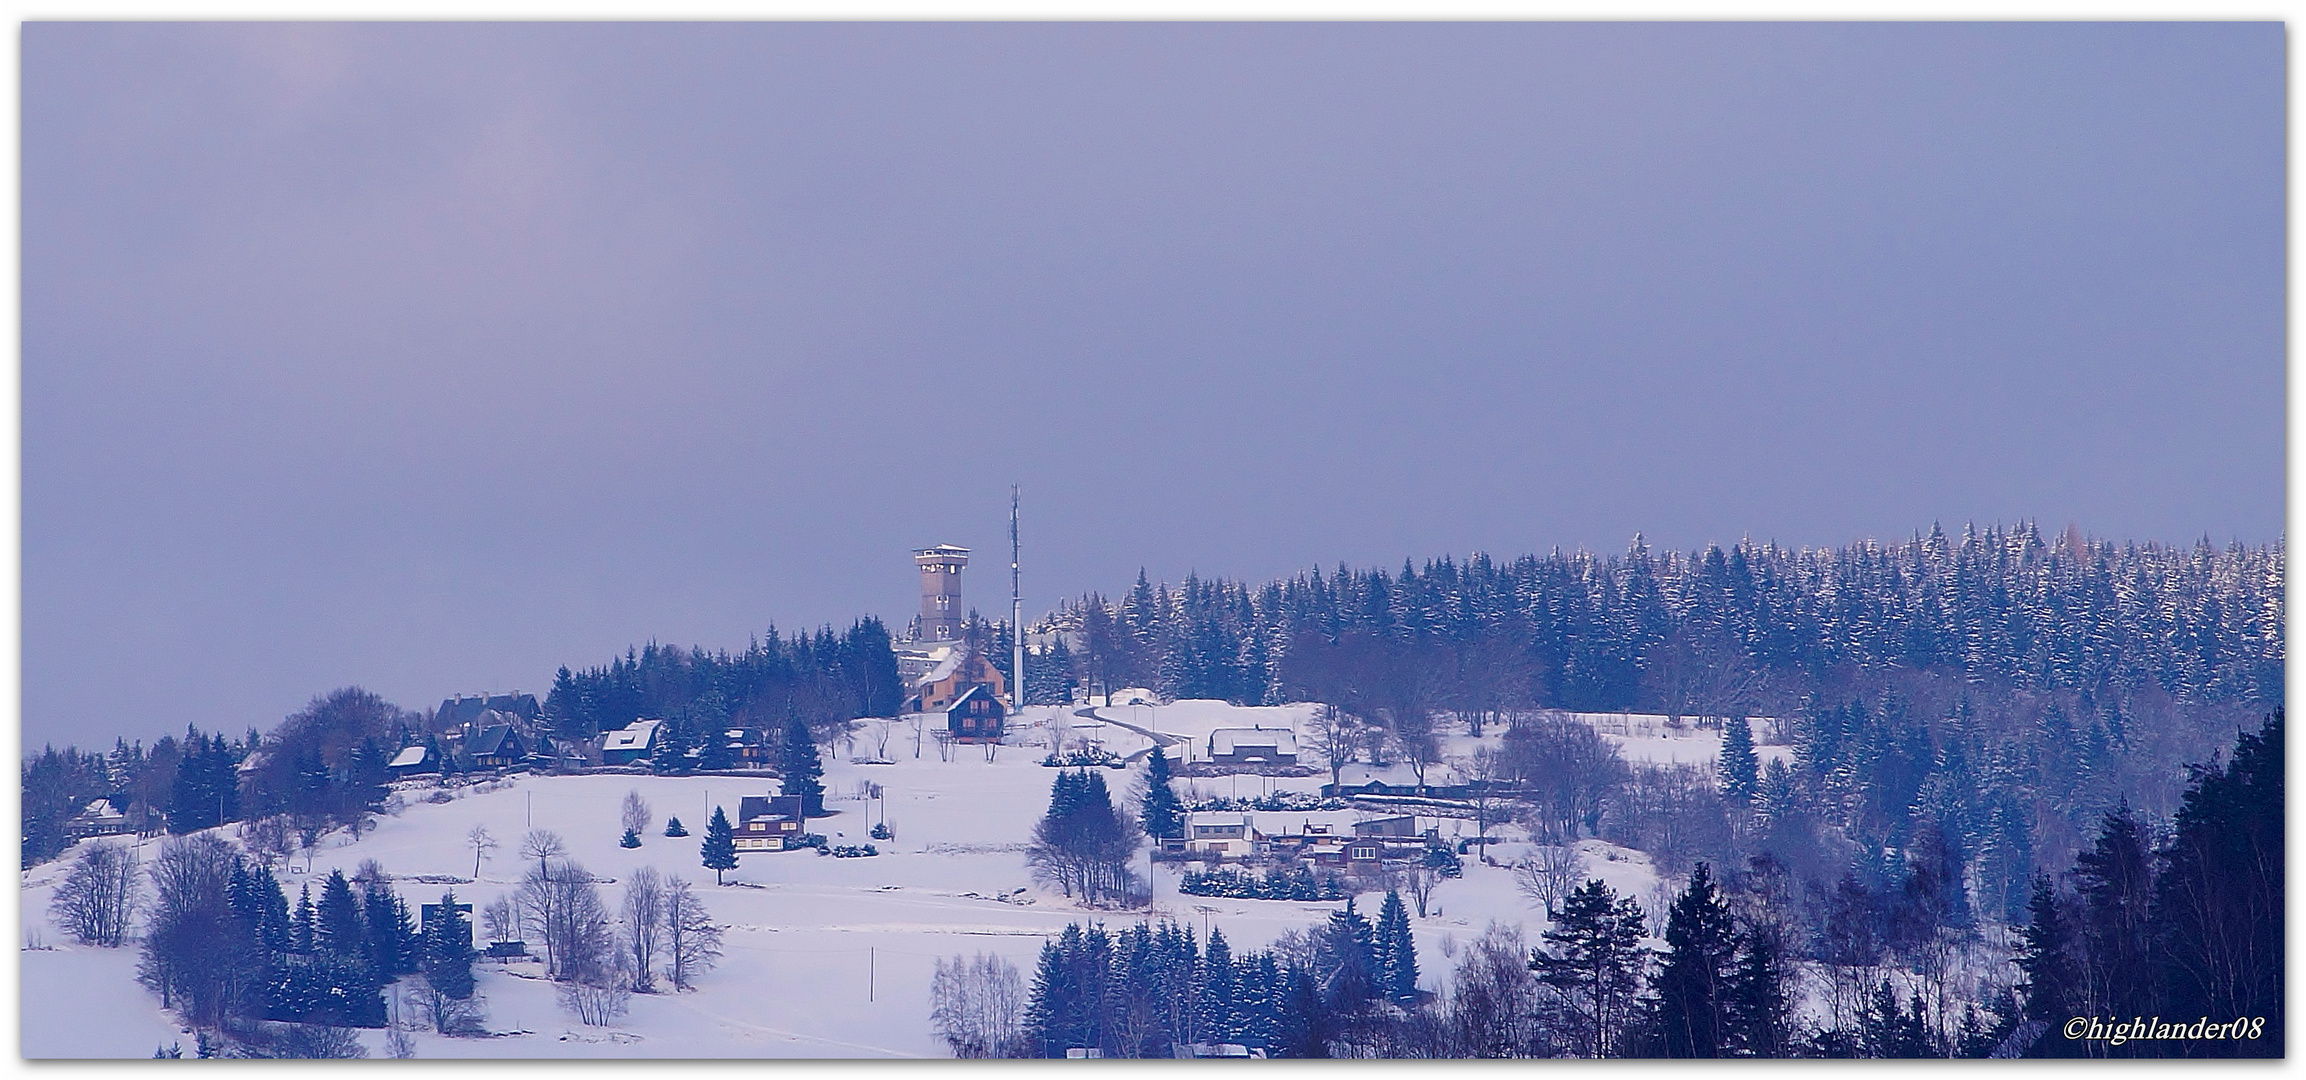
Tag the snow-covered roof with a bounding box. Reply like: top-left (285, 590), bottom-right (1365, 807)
top-left (388, 745), bottom-right (430, 769)
top-left (1331, 761), bottom-right (1466, 788)
top-left (1208, 728), bottom-right (1297, 756)
top-left (73, 799), bottom-right (125, 822)
top-left (602, 719), bottom-right (663, 753)
top-left (912, 650), bottom-right (962, 688)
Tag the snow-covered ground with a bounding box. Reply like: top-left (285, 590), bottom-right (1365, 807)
top-left (22, 700), bottom-right (1689, 1058)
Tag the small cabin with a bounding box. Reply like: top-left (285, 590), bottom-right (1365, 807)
top-left (946, 684), bottom-right (1006, 744)
top-left (736, 794), bottom-right (807, 851)
top-left (387, 744), bottom-right (437, 778)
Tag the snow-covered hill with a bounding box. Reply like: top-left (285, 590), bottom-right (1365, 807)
top-left (22, 700), bottom-right (1671, 1058)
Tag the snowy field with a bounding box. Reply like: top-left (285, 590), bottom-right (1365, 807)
top-left (19, 700), bottom-right (1711, 1059)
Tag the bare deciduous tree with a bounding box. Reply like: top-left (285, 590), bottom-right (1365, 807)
top-left (467, 824), bottom-right (498, 881)
top-left (1447, 922), bottom-right (1546, 1058)
top-left (517, 857), bottom-right (609, 982)
top-left (929, 952), bottom-right (1027, 1058)
top-left (520, 829), bottom-right (566, 875)
top-left (662, 876), bottom-right (722, 991)
top-left (240, 815), bottom-right (293, 872)
top-left (1514, 845), bottom-right (1587, 915)
top-left (620, 866), bottom-right (666, 993)
top-left (384, 989), bottom-right (418, 1058)
top-left (50, 840), bottom-right (141, 947)
top-left (557, 954), bottom-right (634, 1026)
top-left (1403, 863), bottom-right (1442, 919)
top-left (481, 897), bottom-right (516, 947)
top-left (620, 791), bottom-right (652, 839)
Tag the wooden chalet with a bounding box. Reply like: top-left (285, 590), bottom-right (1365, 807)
top-left (468, 724), bottom-right (527, 770)
top-left (945, 684), bottom-right (1006, 744)
top-left (735, 794), bottom-right (807, 851)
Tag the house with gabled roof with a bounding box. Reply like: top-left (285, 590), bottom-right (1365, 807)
top-left (735, 794), bottom-right (807, 851)
top-left (945, 684), bottom-right (1006, 744)
top-left (600, 719), bottom-right (663, 766)
top-left (468, 724), bottom-right (527, 771)
top-left (1206, 727), bottom-right (1299, 767)
top-left (387, 744), bottom-right (438, 778)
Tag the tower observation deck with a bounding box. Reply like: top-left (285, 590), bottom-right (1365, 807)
top-left (913, 544), bottom-right (970, 641)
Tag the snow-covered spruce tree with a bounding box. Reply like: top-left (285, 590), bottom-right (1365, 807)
top-left (1138, 747), bottom-right (1183, 841)
top-left (1025, 770), bottom-right (1142, 907)
top-left (650, 718), bottom-right (693, 775)
top-left (778, 718), bottom-right (825, 817)
top-left (1720, 716), bottom-right (1758, 803)
top-left (663, 816), bottom-right (688, 838)
top-left (1374, 890), bottom-right (1418, 1006)
top-left (420, 890), bottom-right (475, 1001)
top-left (417, 890), bottom-right (482, 1035)
top-left (700, 806), bottom-right (738, 885)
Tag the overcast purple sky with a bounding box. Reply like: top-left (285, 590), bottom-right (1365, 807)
top-left (24, 22), bottom-right (2282, 750)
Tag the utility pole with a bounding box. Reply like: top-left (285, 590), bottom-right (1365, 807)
top-left (1011, 485), bottom-right (1025, 715)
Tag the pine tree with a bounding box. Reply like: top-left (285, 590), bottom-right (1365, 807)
top-left (1374, 890), bottom-right (1418, 1005)
top-left (701, 806), bottom-right (739, 885)
top-left (2073, 802), bottom-right (2156, 1023)
top-left (1724, 924), bottom-right (1794, 1057)
top-left (652, 717), bottom-right (694, 774)
top-left (2012, 875), bottom-right (2080, 1057)
top-left (359, 880), bottom-right (397, 975)
top-left (621, 829), bottom-right (642, 848)
top-left (1720, 716), bottom-right (1759, 802)
top-left (1199, 927), bottom-right (1239, 1043)
top-left (664, 816), bottom-right (688, 838)
top-left (421, 890), bottom-right (476, 1000)
top-left (1023, 937), bottom-right (1073, 1058)
top-left (1649, 863), bottom-right (1738, 1057)
top-left (316, 870), bottom-right (365, 959)
top-left (2150, 710), bottom-right (2283, 1057)
top-left (292, 883), bottom-right (316, 953)
top-left (779, 718), bottom-right (825, 817)
top-left (1140, 747), bottom-right (1184, 841)
top-left (1320, 897), bottom-right (1377, 1014)
top-left (698, 723), bottom-right (736, 770)
top-left (1535, 878), bottom-right (1648, 1058)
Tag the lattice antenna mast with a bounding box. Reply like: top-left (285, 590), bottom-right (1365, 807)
top-left (1010, 485), bottom-right (1024, 710)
